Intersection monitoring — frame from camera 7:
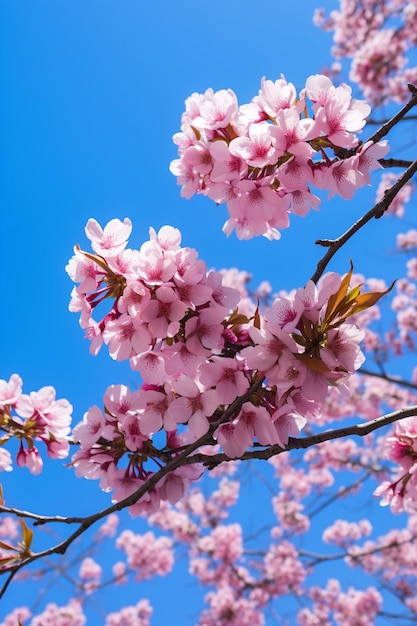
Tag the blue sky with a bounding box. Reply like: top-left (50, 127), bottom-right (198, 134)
top-left (1, 1), bottom-right (416, 623)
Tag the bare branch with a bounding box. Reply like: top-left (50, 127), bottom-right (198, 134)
top-left (366, 84), bottom-right (417, 145)
top-left (380, 158), bottom-right (414, 169)
top-left (311, 157), bottom-right (417, 283)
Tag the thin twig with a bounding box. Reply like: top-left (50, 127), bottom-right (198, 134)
top-left (311, 157), bottom-right (417, 283)
top-left (366, 84), bottom-right (417, 145)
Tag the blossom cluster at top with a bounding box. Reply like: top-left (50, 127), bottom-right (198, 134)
top-left (170, 74), bottom-right (389, 239)
top-left (64, 217), bottom-right (388, 514)
top-left (314, 0), bottom-right (417, 106)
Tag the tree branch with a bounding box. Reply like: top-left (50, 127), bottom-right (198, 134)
top-left (380, 158), bottom-right (414, 169)
top-left (181, 405), bottom-right (417, 468)
top-left (366, 84), bottom-right (417, 145)
top-left (311, 157), bottom-right (417, 283)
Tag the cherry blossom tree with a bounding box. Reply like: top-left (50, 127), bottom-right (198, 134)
top-left (2, 1), bottom-right (417, 624)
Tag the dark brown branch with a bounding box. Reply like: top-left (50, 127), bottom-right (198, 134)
top-left (366, 84), bottom-right (417, 145)
top-left (311, 157), bottom-right (417, 283)
top-left (380, 158), bottom-right (414, 169)
top-left (181, 405), bottom-right (417, 468)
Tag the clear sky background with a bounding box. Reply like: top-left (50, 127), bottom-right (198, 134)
top-left (1, 1), bottom-right (416, 624)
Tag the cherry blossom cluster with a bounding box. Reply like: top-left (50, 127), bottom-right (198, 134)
top-left (314, 0), bottom-right (417, 105)
top-left (0, 374), bottom-right (72, 475)
top-left (170, 73), bottom-right (388, 239)
top-left (66, 218), bottom-right (389, 513)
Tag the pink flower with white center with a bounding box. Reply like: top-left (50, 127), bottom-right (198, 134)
top-left (266, 293), bottom-right (305, 333)
top-left (270, 108), bottom-right (316, 158)
top-left (184, 309), bottom-right (225, 356)
top-left (174, 280), bottom-right (212, 309)
top-left (320, 324), bottom-right (365, 373)
top-left (162, 341), bottom-right (204, 379)
top-left (181, 143), bottom-right (213, 176)
top-left (258, 76), bottom-right (298, 117)
top-left (110, 470), bottom-right (148, 504)
top-left (304, 73), bottom-right (335, 106)
top-left (314, 89), bottom-right (369, 147)
top-left (119, 414), bottom-right (149, 452)
top-left (149, 224), bottom-right (182, 252)
top-left (117, 280), bottom-right (149, 316)
top-left (314, 156), bottom-right (364, 199)
top-left (205, 178), bottom-right (240, 206)
top-left (229, 122), bottom-right (278, 168)
top-left (242, 325), bottom-right (298, 375)
top-left (299, 368), bottom-right (329, 404)
top-left (234, 404), bottom-right (282, 449)
top-left (356, 140), bottom-right (390, 185)
top-left (85, 217), bottom-right (132, 258)
top-left (0, 374), bottom-right (22, 408)
top-left (141, 286), bottom-right (188, 339)
top-left (223, 180), bottom-right (289, 240)
top-left (269, 350), bottom-right (307, 391)
top-left (66, 247), bottom-right (101, 294)
top-left (209, 140), bottom-right (247, 182)
top-left (136, 239), bottom-right (176, 284)
top-left (103, 314), bottom-right (151, 361)
top-left (192, 88), bottom-right (238, 130)
top-left (206, 270), bottom-right (241, 313)
top-left (72, 406), bottom-right (116, 448)
top-left (130, 350), bottom-right (167, 385)
top-left (169, 374), bottom-right (218, 438)
top-left (276, 156), bottom-right (314, 192)
top-left (136, 388), bottom-right (176, 435)
top-left (215, 422), bottom-right (246, 458)
top-left (173, 247), bottom-right (207, 285)
top-left (272, 405), bottom-right (307, 448)
top-left (157, 469), bottom-right (189, 505)
top-left (104, 384), bottom-right (143, 421)
top-left (16, 386), bottom-right (72, 437)
top-left (198, 356), bottom-right (249, 405)
top-left (290, 187), bottom-right (321, 217)
top-left (181, 88), bottom-right (214, 126)
top-left (169, 157), bottom-right (203, 199)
